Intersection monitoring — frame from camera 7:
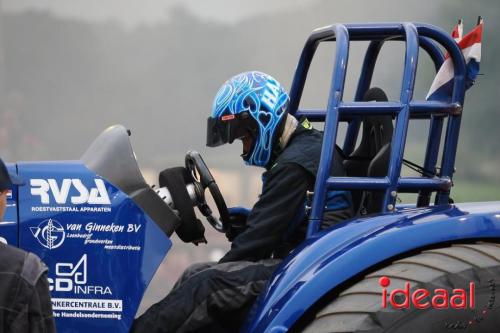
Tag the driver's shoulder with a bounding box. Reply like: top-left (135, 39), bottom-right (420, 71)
top-left (270, 129), bottom-right (323, 177)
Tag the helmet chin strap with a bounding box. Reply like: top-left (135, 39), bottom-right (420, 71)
top-left (278, 114), bottom-right (299, 149)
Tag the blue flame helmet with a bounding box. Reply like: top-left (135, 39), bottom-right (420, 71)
top-left (207, 71), bottom-right (289, 167)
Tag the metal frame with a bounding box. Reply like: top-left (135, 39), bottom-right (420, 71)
top-left (286, 23), bottom-right (467, 237)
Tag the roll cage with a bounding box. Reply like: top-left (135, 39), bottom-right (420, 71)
top-left (287, 23), bottom-right (467, 237)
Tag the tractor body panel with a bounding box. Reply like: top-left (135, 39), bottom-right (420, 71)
top-left (243, 202), bottom-right (500, 332)
top-left (5, 161), bottom-right (172, 332)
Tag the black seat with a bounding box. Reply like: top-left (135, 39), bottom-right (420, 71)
top-left (343, 87), bottom-right (393, 214)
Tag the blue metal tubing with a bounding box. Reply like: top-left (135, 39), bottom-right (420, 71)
top-left (290, 23), bottom-right (451, 113)
top-left (354, 41), bottom-right (384, 100)
top-left (416, 37), bottom-right (445, 207)
top-left (417, 117), bottom-right (445, 206)
top-left (326, 177), bottom-right (389, 190)
top-left (380, 23), bottom-right (419, 213)
top-left (296, 101), bottom-right (461, 120)
top-left (344, 41), bottom-right (385, 155)
top-left (325, 176), bottom-right (452, 191)
top-left (288, 26), bottom-right (346, 116)
top-left (398, 177), bottom-right (452, 191)
top-left (307, 24), bottom-right (350, 238)
top-left (292, 22), bottom-right (468, 238)
top-left (418, 36), bottom-right (445, 71)
top-left (289, 24), bottom-right (408, 116)
top-left (414, 24), bottom-right (466, 205)
top-left (344, 36), bottom-right (444, 155)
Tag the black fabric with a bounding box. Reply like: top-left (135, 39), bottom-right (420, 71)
top-left (344, 87), bottom-right (393, 213)
top-left (131, 259), bottom-right (281, 333)
top-left (220, 163), bottom-right (311, 263)
top-left (159, 167), bottom-right (206, 244)
top-left (0, 158), bottom-right (23, 191)
top-left (220, 125), bottom-right (349, 263)
top-left (135, 121), bottom-right (353, 332)
top-left (0, 243), bottom-right (55, 333)
top-left (361, 143), bottom-right (392, 214)
top-left (224, 212), bottom-right (248, 242)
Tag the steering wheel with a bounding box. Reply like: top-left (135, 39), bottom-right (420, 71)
top-left (185, 151), bottom-right (230, 232)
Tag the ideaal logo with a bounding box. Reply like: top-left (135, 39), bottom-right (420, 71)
top-left (379, 276), bottom-right (497, 329)
top-left (30, 218), bottom-right (66, 249)
top-left (379, 276), bottom-right (475, 309)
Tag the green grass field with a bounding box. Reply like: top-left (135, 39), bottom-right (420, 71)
top-left (397, 180), bottom-right (500, 204)
top-left (451, 181), bottom-right (500, 202)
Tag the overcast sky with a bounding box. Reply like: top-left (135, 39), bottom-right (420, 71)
top-left (2, 0), bottom-right (318, 26)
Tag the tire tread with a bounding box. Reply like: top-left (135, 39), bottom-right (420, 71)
top-left (301, 242), bottom-right (500, 333)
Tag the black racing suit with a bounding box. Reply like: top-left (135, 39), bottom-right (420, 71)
top-left (132, 122), bottom-right (353, 333)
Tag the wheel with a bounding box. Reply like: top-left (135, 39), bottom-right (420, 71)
top-left (185, 150), bottom-right (230, 232)
top-left (302, 242), bottom-right (500, 333)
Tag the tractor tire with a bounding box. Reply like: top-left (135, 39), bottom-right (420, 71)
top-left (302, 242), bottom-right (500, 333)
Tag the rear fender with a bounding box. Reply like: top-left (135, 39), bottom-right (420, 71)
top-left (243, 202), bottom-right (500, 332)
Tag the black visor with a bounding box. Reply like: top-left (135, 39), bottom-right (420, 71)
top-left (206, 113), bottom-right (252, 147)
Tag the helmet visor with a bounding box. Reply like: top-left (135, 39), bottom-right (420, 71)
top-left (206, 114), bottom-right (248, 147)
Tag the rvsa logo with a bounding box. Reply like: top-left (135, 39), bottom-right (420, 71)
top-left (30, 179), bottom-right (111, 205)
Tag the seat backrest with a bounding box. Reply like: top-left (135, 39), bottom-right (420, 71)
top-left (344, 87), bottom-right (393, 213)
top-left (361, 143), bottom-right (391, 214)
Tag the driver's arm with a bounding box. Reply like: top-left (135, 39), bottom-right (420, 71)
top-left (219, 162), bottom-right (311, 263)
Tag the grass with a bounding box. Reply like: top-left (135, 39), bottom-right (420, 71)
top-left (451, 181), bottom-right (500, 202)
top-left (398, 181), bottom-right (500, 204)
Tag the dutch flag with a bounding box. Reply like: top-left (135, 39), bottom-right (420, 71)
top-left (451, 19), bottom-right (464, 42)
top-left (426, 18), bottom-right (483, 101)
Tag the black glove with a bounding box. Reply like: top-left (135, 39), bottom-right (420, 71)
top-left (225, 207), bottom-right (250, 242)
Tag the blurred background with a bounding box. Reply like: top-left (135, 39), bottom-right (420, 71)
top-left (0, 0), bottom-right (497, 315)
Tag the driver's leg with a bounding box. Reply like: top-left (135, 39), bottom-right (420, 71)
top-left (131, 258), bottom-right (281, 333)
top-left (171, 262), bottom-right (216, 291)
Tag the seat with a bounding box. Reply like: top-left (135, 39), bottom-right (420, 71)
top-left (343, 87), bottom-right (393, 214)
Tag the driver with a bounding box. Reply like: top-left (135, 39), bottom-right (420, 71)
top-left (132, 71), bottom-right (353, 333)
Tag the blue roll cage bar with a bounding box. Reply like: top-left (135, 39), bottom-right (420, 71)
top-left (287, 23), bottom-right (467, 238)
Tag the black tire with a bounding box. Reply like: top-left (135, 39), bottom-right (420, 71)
top-left (302, 242), bottom-right (500, 333)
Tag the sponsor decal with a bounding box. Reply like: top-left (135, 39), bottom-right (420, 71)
top-left (379, 276), bottom-right (475, 310)
top-left (221, 114), bottom-right (235, 121)
top-left (49, 254), bottom-right (111, 295)
top-left (30, 178), bottom-right (111, 213)
top-left (29, 219), bottom-right (143, 252)
top-left (444, 279), bottom-right (497, 330)
top-left (64, 222), bottom-right (143, 251)
top-left (30, 219), bottom-right (66, 250)
top-left (379, 276), bottom-right (497, 329)
top-left (52, 298), bottom-right (122, 312)
top-left (28, 178), bottom-right (143, 252)
top-left (49, 254), bottom-right (122, 321)
top-left (49, 254), bottom-right (88, 292)
top-left (31, 178), bottom-right (110, 205)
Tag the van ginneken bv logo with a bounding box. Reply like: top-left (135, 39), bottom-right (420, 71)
top-left (30, 218), bottom-right (66, 249)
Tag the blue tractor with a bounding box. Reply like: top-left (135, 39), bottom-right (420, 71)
top-left (2, 22), bottom-right (500, 332)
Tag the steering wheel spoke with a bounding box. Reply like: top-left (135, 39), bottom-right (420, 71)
top-left (185, 151), bottom-right (230, 232)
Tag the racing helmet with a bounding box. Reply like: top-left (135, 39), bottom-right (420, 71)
top-left (207, 71), bottom-right (289, 167)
